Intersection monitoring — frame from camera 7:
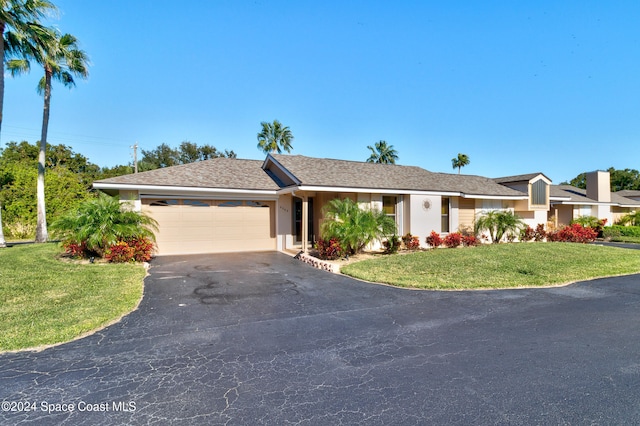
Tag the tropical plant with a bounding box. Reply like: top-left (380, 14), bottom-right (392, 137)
top-left (50, 194), bottom-right (157, 257)
top-left (320, 198), bottom-right (396, 254)
top-left (257, 119), bottom-right (294, 154)
top-left (546, 223), bottom-right (598, 243)
top-left (451, 153), bottom-right (470, 174)
top-left (474, 210), bottom-right (526, 243)
top-left (366, 140), bottom-right (398, 164)
top-left (0, 0), bottom-right (57, 246)
top-left (618, 211), bottom-right (640, 227)
top-left (425, 231), bottom-right (443, 248)
top-left (8, 26), bottom-right (89, 243)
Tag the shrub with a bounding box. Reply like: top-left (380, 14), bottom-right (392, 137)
top-left (618, 211), bottom-right (640, 226)
top-left (50, 194), bottom-right (157, 257)
top-left (534, 224), bottom-right (547, 242)
top-left (383, 235), bottom-right (401, 254)
top-left (462, 235), bottom-right (479, 247)
top-left (104, 241), bottom-right (135, 263)
top-left (321, 198), bottom-right (397, 254)
top-left (426, 231), bottom-right (442, 248)
top-left (572, 216), bottom-right (607, 237)
top-left (402, 233), bottom-right (421, 250)
top-left (63, 241), bottom-right (87, 258)
top-left (443, 232), bottom-right (463, 248)
top-left (474, 210), bottom-right (526, 243)
top-left (547, 223), bottom-right (597, 243)
top-left (127, 237), bottom-right (155, 262)
top-left (605, 225), bottom-right (640, 238)
top-left (520, 226), bottom-right (535, 242)
top-left (315, 238), bottom-right (344, 260)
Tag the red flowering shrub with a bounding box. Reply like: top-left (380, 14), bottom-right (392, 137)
top-left (534, 224), bottom-right (547, 241)
top-left (315, 238), bottom-right (344, 260)
top-left (426, 231), bottom-right (443, 248)
top-left (126, 237), bottom-right (155, 262)
top-left (104, 241), bottom-right (135, 263)
top-left (402, 233), bottom-right (421, 250)
top-left (63, 241), bottom-right (87, 258)
top-left (104, 237), bottom-right (155, 263)
top-left (462, 235), bottom-right (479, 247)
top-left (547, 224), bottom-right (598, 243)
top-left (443, 232), bottom-right (463, 248)
top-left (520, 226), bottom-right (535, 242)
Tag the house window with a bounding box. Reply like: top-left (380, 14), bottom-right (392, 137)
top-left (246, 201), bottom-right (269, 208)
top-left (531, 180), bottom-right (547, 206)
top-left (149, 199), bottom-right (179, 207)
top-left (218, 200), bottom-right (243, 207)
top-left (183, 199), bottom-right (210, 207)
top-left (383, 196), bottom-right (397, 221)
top-left (441, 197), bottom-right (450, 233)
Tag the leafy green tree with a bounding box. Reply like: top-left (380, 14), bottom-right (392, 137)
top-left (257, 120), bottom-right (293, 154)
top-left (563, 168), bottom-right (640, 191)
top-left (321, 198), bottom-right (396, 254)
top-left (140, 141), bottom-right (236, 171)
top-left (50, 194), bottom-right (157, 257)
top-left (8, 27), bottom-right (90, 243)
top-left (451, 153), bottom-right (470, 174)
top-left (474, 210), bottom-right (525, 243)
top-left (366, 140), bottom-right (398, 164)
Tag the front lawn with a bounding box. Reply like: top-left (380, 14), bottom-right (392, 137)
top-left (341, 243), bottom-right (640, 290)
top-left (0, 243), bottom-right (145, 352)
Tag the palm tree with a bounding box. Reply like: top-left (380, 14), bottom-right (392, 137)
top-left (451, 153), bottom-right (470, 174)
top-left (0, 0), bottom-right (56, 246)
top-left (8, 27), bottom-right (89, 243)
top-left (366, 140), bottom-right (398, 164)
top-left (474, 210), bottom-right (525, 243)
top-left (257, 120), bottom-right (294, 154)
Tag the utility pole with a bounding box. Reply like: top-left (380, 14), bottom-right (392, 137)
top-left (130, 142), bottom-right (138, 173)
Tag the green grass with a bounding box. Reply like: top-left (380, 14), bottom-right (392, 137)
top-left (341, 243), bottom-right (640, 290)
top-left (609, 236), bottom-right (640, 244)
top-left (0, 243), bottom-right (145, 352)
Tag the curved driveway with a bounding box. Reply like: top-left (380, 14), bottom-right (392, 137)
top-left (2, 251), bottom-right (640, 425)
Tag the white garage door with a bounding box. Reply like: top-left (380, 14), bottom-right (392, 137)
top-left (142, 199), bottom-right (276, 255)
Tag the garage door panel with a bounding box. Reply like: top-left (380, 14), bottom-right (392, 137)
top-left (143, 201), bottom-right (276, 255)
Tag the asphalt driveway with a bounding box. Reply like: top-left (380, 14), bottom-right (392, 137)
top-left (2, 251), bottom-right (640, 425)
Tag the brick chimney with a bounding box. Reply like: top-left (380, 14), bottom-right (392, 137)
top-left (586, 170), bottom-right (611, 203)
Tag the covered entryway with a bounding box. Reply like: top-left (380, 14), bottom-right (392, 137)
top-left (142, 198), bottom-right (276, 255)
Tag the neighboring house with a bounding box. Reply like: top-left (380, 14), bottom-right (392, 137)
top-left (93, 156), bottom-right (640, 255)
top-left (549, 171), bottom-right (640, 226)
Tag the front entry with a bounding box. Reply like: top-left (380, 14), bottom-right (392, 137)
top-left (293, 197), bottom-right (314, 243)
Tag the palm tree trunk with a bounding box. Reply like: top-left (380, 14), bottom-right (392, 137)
top-left (35, 69), bottom-right (52, 243)
top-left (0, 200), bottom-right (6, 248)
top-left (0, 21), bottom-right (7, 247)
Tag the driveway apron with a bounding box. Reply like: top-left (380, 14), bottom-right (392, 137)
top-left (2, 251), bottom-right (640, 425)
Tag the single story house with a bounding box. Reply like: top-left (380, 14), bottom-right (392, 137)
top-left (94, 154), bottom-right (639, 255)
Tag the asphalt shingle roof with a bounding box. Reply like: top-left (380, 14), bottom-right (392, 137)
top-left (94, 158), bottom-right (280, 191)
top-left (551, 185), bottom-right (640, 206)
top-left (269, 155), bottom-right (525, 197)
top-left (493, 173), bottom-right (549, 184)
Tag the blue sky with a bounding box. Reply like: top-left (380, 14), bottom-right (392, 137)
top-left (3, 0), bottom-right (639, 183)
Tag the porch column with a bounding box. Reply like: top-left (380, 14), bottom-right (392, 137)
top-left (302, 195), bottom-right (309, 252)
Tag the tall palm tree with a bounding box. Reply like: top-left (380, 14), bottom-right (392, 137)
top-left (257, 119), bottom-right (294, 154)
top-left (451, 153), bottom-right (470, 174)
top-left (8, 27), bottom-right (89, 242)
top-left (366, 140), bottom-right (398, 164)
top-left (0, 0), bottom-right (56, 247)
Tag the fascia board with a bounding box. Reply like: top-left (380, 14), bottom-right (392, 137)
top-left (93, 182), bottom-right (278, 196)
top-left (461, 194), bottom-right (528, 200)
top-left (292, 185), bottom-right (461, 196)
top-left (261, 155), bottom-right (301, 185)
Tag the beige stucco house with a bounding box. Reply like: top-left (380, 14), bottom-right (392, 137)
top-left (94, 155), bottom-right (639, 255)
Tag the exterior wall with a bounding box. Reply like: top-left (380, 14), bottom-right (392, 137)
top-left (119, 190), bottom-right (141, 211)
top-left (407, 195), bottom-right (442, 247)
top-left (612, 206), bottom-right (633, 224)
top-left (457, 198), bottom-right (476, 234)
top-left (277, 193), bottom-right (293, 251)
top-left (592, 204), bottom-right (613, 225)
